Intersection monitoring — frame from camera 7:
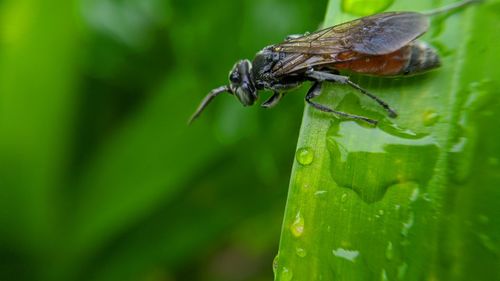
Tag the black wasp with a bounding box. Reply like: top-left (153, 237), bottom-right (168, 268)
top-left (189, 0), bottom-right (480, 125)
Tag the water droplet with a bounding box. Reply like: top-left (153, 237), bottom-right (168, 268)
top-left (449, 79), bottom-right (495, 183)
top-left (465, 80), bottom-right (495, 111)
top-left (296, 147), bottom-right (314, 165)
top-left (401, 212), bottom-right (415, 237)
top-left (422, 109), bottom-right (440, 126)
top-left (332, 248), bottom-right (359, 262)
top-left (341, 0), bottom-right (394, 16)
top-left (290, 212), bottom-right (305, 237)
top-left (314, 190), bottom-right (328, 196)
top-left (341, 193), bottom-right (348, 202)
top-left (385, 241), bottom-right (394, 260)
top-left (449, 132), bottom-right (472, 183)
top-left (272, 253), bottom-right (279, 276)
top-left (397, 263), bottom-right (408, 280)
top-left (281, 267), bottom-right (293, 281)
top-left (327, 121), bottom-right (439, 203)
top-left (296, 247), bottom-right (307, 257)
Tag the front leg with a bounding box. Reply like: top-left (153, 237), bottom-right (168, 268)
top-left (305, 81), bottom-right (378, 125)
top-left (305, 70), bottom-right (398, 118)
top-left (261, 92), bottom-right (283, 108)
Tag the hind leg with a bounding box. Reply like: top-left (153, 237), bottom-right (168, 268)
top-left (305, 81), bottom-right (378, 125)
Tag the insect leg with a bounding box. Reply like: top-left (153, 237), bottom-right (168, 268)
top-left (305, 81), bottom-right (378, 125)
top-left (306, 70), bottom-right (397, 118)
top-left (261, 92), bottom-right (283, 108)
top-left (345, 80), bottom-right (398, 117)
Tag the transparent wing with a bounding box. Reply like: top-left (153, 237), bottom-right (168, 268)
top-left (273, 12), bottom-right (429, 56)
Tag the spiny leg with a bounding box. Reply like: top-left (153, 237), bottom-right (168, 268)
top-left (306, 70), bottom-right (397, 118)
top-left (305, 81), bottom-right (378, 125)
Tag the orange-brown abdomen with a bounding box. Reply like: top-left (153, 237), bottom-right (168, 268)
top-left (332, 42), bottom-right (440, 76)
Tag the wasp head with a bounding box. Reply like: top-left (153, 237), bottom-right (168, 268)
top-left (188, 59), bottom-right (257, 124)
top-left (228, 59), bottom-right (257, 106)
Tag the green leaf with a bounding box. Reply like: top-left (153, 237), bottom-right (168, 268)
top-left (276, 0), bottom-right (500, 280)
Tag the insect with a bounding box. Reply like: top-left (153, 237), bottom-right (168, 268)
top-left (189, 0), bottom-right (481, 125)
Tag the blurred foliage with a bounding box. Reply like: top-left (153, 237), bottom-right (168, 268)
top-left (0, 0), bottom-right (327, 281)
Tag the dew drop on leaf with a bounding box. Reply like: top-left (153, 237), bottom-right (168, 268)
top-left (281, 267), bottom-right (293, 281)
top-left (290, 211), bottom-right (305, 237)
top-left (332, 248), bottom-right (359, 262)
top-left (449, 79), bottom-right (495, 183)
top-left (296, 247), bottom-right (307, 257)
top-left (401, 212), bottom-right (415, 237)
top-left (327, 121), bottom-right (439, 203)
top-left (341, 193), bottom-right (348, 202)
top-left (296, 147), bottom-right (314, 165)
top-left (422, 109), bottom-right (440, 126)
top-left (272, 253), bottom-right (279, 276)
top-left (314, 190), bottom-right (328, 196)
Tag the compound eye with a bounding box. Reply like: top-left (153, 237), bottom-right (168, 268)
top-left (229, 71), bottom-right (240, 84)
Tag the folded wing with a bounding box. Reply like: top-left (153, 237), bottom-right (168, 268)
top-left (274, 12), bottom-right (429, 56)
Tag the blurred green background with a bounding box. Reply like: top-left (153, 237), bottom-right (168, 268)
top-left (0, 0), bottom-right (328, 280)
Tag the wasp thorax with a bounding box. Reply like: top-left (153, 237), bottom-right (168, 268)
top-left (228, 59), bottom-right (257, 106)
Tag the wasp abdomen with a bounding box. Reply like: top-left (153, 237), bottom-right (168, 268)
top-left (402, 42), bottom-right (440, 75)
top-left (332, 47), bottom-right (411, 76)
